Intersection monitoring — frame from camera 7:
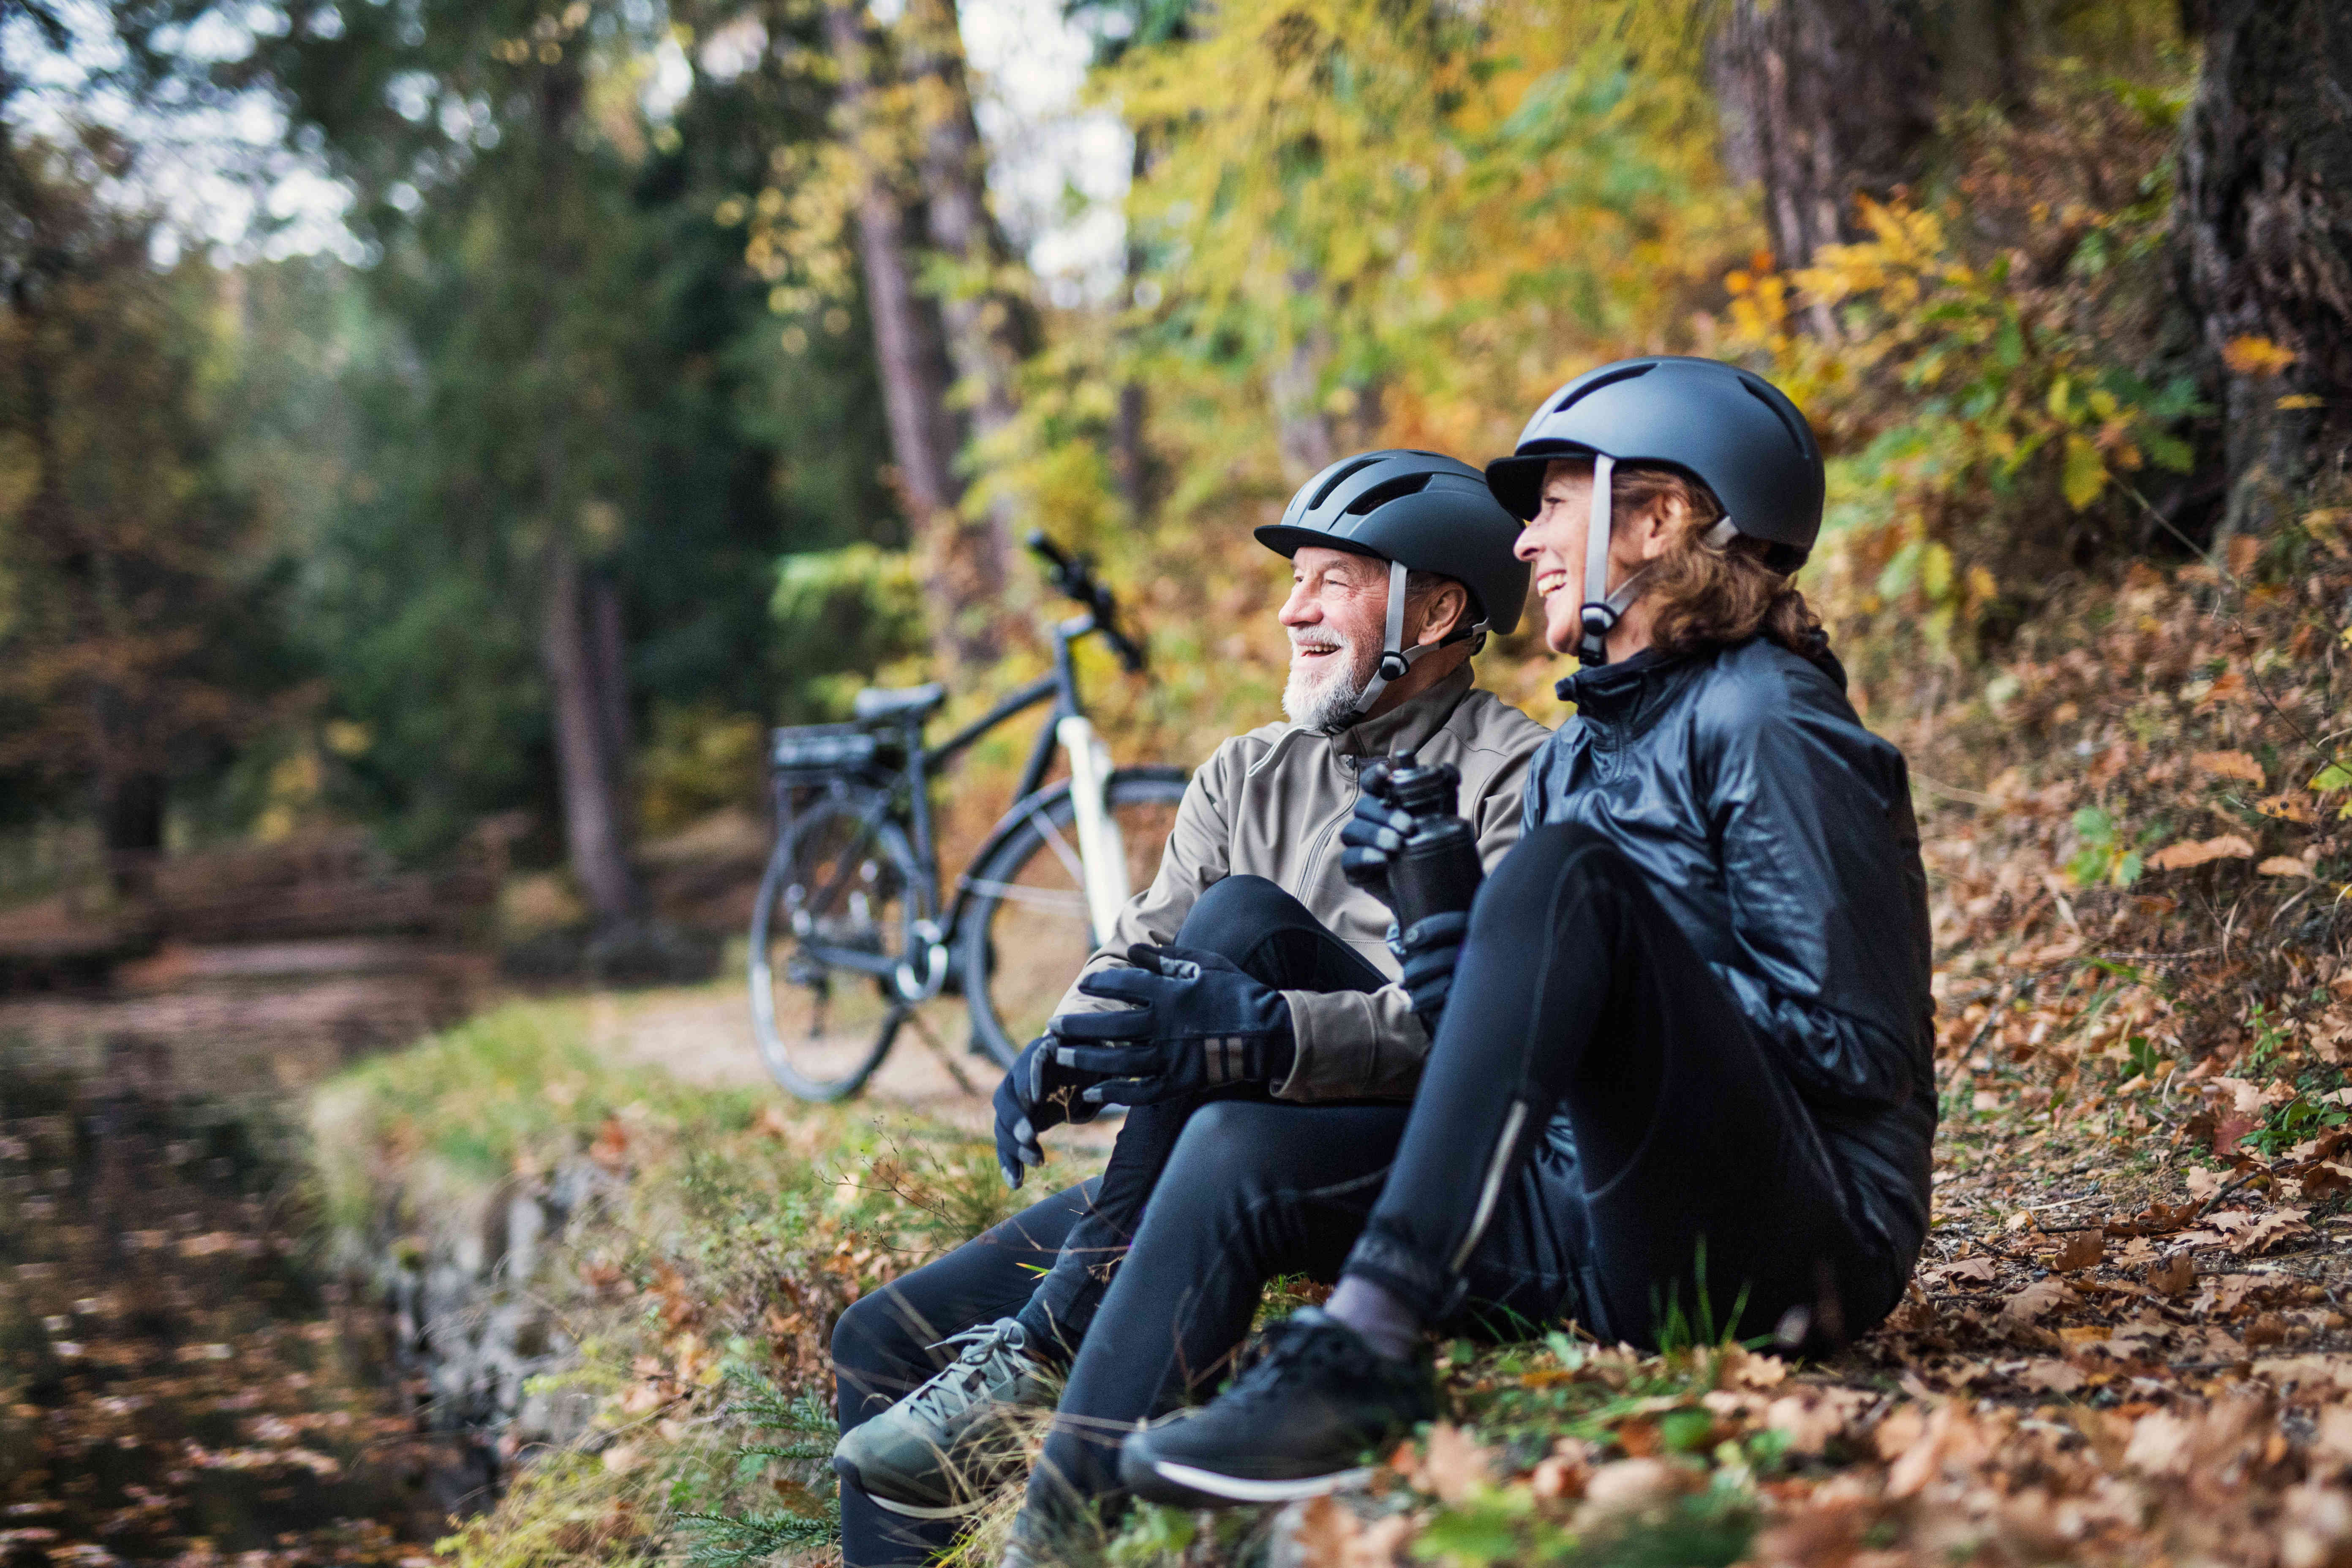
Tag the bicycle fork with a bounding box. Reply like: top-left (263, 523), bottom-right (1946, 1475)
top-left (1057, 715), bottom-right (1133, 947)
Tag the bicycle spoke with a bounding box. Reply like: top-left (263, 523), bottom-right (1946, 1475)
top-left (1019, 799), bottom-right (1087, 886)
top-left (960, 878), bottom-right (1091, 916)
top-left (902, 1005), bottom-right (981, 1097)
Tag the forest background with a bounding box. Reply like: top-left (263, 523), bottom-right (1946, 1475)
top-left (7, 0), bottom-right (2342, 941)
top-left (12, 5), bottom-right (2352, 1568)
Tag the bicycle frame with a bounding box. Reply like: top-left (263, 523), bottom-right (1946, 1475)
top-left (776, 612), bottom-right (1107, 991)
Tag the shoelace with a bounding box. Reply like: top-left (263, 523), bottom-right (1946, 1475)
top-left (904, 1321), bottom-right (1030, 1423)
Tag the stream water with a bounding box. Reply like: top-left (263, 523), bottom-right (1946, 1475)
top-left (0, 943), bottom-right (489, 1567)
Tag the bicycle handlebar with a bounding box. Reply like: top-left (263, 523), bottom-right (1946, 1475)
top-left (1027, 531), bottom-right (1148, 675)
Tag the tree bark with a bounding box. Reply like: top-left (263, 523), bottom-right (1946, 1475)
top-left (1710, 0), bottom-right (1937, 319)
top-left (898, 0), bottom-right (1026, 660)
top-left (2173, 0), bottom-right (2352, 540)
top-left (531, 65), bottom-right (640, 923)
top-left (541, 537), bottom-right (637, 921)
top-left (823, 0), bottom-right (1010, 673)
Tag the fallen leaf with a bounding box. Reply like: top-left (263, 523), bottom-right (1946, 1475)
top-left (2259, 856), bottom-right (2314, 877)
top-left (2148, 834), bottom-right (2257, 871)
top-left (2019, 1359), bottom-right (2087, 1393)
top-left (2001, 1278), bottom-right (2077, 1327)
top-left (2124, 1410), bottom-right (2195, 1475)
top-left (1418, 1422), bottom-right (1492, 1504)
top-left (2194, 750), bottom-right (2266, 787)
top-left (2257, 792), bottom-right (2319, 824)
top-left (2052, 1229), bottom-right (2105, 1271)
top-left (2148, 1255), bottom-right (2197, 1296)
top-left (1926, 1255), bottom-right (1998, 1290)
top-left (1572, 1459), bottom-right (1684, 1529)
top-left (2224, 335), bottom-right (2298, 377)
top-left (2212, 1206), bottom-right (2312, 1255)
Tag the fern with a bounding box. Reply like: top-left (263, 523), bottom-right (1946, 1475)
top-left (676, 1375), bottom-right (842, 1566)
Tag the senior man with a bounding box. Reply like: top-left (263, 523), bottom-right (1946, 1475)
top-left (826, 451), bottom-right (1547, 1566)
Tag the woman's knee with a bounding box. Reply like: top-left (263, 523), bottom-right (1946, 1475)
top-left (1161, 1097), bottom-right (1293, 1191)
top-left (1473, 823), bottom-right (1633, 937)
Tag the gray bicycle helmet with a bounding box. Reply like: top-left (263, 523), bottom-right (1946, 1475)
top-left (1256, 449), bottom-right (1530, 717)
top-left (1484, 357), bottom-right (1824, 667)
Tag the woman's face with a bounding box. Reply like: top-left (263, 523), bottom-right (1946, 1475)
top-left (1512, 461), bottom-right (1674, 656)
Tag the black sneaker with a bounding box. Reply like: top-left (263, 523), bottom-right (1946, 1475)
top-left (1116, 1308), bottom-right (1436, 1505)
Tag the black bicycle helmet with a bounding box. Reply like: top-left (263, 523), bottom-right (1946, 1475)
top-left (1484, 357), bottom-right (1824, 666)
top-left (1256, 449), bottom-right (1531, 717)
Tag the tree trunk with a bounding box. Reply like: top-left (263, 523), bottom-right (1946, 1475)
top-left (823, 1), bottom-right (1007, 673)
top-left (2173, 0), bottom-right (2352, 541)
top-left (1112, 131), bottom-right (1155, 521)
top-left (531, 66), bottom-right (640, 924)
top-left (588, 569), bottom-right (630, 788)
top-left (898, 0), bottom-right (1026, 659)
top-left (542, 537), bottom-right (637, 921)
top-left (1710, 0), bottom-right (1937, 316)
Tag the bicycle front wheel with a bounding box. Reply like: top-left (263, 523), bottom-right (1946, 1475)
top-left (959, 767), bottom-right (1189, 1070)
top-left (749, 789), bottom-right (933, 1101)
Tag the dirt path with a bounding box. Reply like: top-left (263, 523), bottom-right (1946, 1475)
top-left (585, 980), bottom-right (1119, 1152)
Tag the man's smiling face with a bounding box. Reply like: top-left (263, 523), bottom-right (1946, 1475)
top-left (1277, 546), bottom-right (1391, 730)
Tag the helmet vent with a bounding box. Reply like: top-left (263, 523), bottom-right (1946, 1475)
top-left (1342, 473), bottom-right (1433, 514)
top-left (1554, 360), bottom-right (1652, 413)
top-left (1742, 378), bottom-right (1809, 454)
top-left (1307, 456), bottom-right (1383, 512)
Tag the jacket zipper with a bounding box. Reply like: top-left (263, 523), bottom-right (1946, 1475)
top-left (1298, 775), bottom-right (1356, 893)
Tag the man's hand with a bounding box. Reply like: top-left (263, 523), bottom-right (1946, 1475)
top-left (1049, 944), bottom-right (1293, 1106)
top-left (992, 1035), bottom-right (1105, 1189)
top-left (1339, 795), bottom-right (1419, 909)
top-left (1391, 911), bottom-right (1468, 1033)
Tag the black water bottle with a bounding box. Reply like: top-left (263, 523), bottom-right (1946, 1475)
top-left (1373, 751), bottom-right (1484, 929)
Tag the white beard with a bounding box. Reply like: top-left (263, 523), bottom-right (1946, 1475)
top-left (1282, 633), bottom-right (1376, 732)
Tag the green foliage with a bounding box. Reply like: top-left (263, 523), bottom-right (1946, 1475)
top-left (0, 135), bottom-right (305, 842)
top-left (768, 545), bottom-right (931, 720)
top-left (234, 0), bottom-right (900, 858)
top-left (2066, 805), bottom-right (2168, 888)
top-left (675, 1372), bottom-right (841, 1565)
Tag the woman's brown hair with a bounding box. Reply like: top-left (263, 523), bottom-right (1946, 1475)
top-left (1566, 459), bottom-right (1823, 658)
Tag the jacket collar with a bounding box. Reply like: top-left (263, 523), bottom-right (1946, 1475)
top-left (1327, 662), bottom-right (1477, 760)
top-left (1554, 646), bottom-right (1707, 745)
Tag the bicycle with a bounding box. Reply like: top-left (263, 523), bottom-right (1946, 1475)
top-left (748, 534), bottom-right (1188, 1101)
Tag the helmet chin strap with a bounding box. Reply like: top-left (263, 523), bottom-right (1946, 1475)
top-left (1574, 452), bottom-right (1739, 667)
top-left (1576, 454), bottom-right (1633, 667)
top-left (1341, 558), bottom-right (1488, 727)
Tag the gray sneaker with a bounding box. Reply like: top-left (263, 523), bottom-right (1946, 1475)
top-left (833, 1318), bottom-right (1056, 1518)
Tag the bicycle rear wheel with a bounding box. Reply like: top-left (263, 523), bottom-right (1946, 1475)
top-left (959, 767), bottom-right (1189, 1070)
top-left (749, 789), bottom-right (933, 1101)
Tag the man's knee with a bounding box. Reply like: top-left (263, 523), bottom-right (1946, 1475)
top-left (1173, 874), bottom-right (1312, 958)
top-left (831, 1290), bottom-right (920, 1425)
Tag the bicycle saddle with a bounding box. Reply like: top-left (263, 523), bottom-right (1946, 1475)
top-left (852, 683), bottom-right (947, 722)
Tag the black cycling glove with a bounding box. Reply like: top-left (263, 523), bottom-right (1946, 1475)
top-left (1391, 910), bottom-right (1469, 1032)
top-left (1049, 944), bottom-right (1295, 1106)
top-left (1339, 795), bottom-right (1421, 908)
top-left (992, 1034), bottom-right (1104, 1189)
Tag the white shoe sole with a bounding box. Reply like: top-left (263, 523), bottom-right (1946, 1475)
top-left (865, 1491), bottom-right (984, 1521)
top-left (1145, 1459), bottom-right (1378, 1503)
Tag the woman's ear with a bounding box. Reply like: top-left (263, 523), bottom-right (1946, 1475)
top-left (1634, 498), bottom-right (1682, 564)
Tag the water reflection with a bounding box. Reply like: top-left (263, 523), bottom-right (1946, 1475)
top-left (0, 940), bottom-right (489, 1565)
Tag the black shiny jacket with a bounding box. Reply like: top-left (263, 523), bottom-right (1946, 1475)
top-left (1525, 636), bottom-right (1937, 1263)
